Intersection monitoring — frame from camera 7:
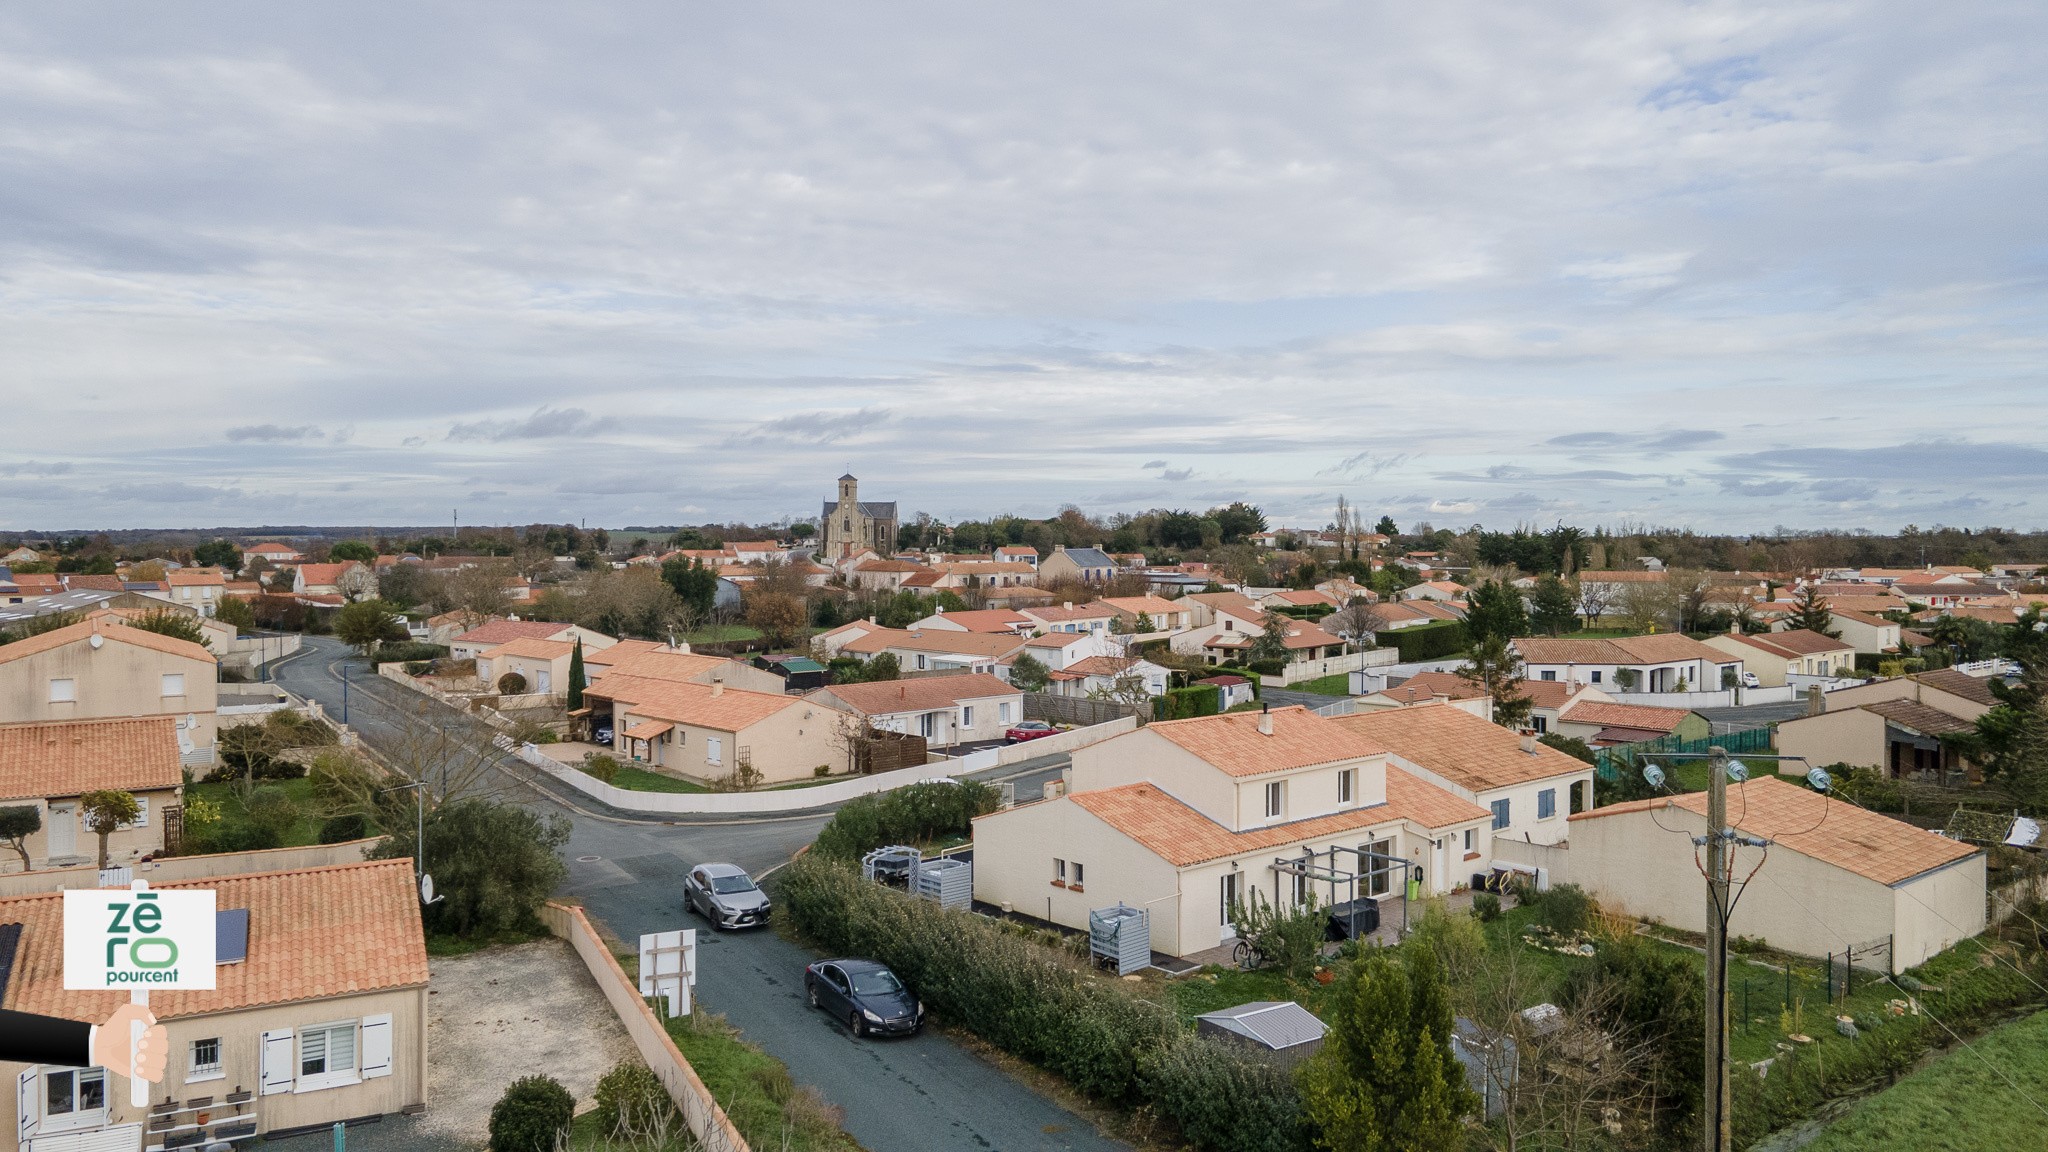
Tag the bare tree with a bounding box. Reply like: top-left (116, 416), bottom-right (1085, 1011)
top-left (436, 563), bottom-right (513, 619)
top-left (329, 694), bottom-right (509, 816)
top-left (1084, 652), bottom-right (1156, 718)
top-left (1327, 601), bottom-right (1391, 648)
top-left (336, 565), bottom-right (381, 603)
top-left (1577, 580), bottom-right (1616, 627)
top-left (1468, 948), bottom-right (1656, 1152)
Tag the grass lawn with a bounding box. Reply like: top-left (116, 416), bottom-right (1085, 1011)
top-left (1564, 627), bottom-right (1643, 638)
top-left (1289, 673), bottom-right (1355, 696)
top-left (185, 777), bottom-right (327, 847)
top-left (1802, 1007), bottom-right (2048, 1152)
top-left (681, 623), bottom-right (764, 644)
top-left (608, 764), bottom-right (711, 794)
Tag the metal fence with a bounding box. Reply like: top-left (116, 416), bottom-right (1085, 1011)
top-left (1593, 725), bottom-right (1773, 780)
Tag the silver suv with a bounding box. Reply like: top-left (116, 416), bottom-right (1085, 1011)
top-left (684, 862), bottom-right (772, 930)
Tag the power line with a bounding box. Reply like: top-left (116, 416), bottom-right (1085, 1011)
top-left (1884, 975), bottom-right (2048, 1124)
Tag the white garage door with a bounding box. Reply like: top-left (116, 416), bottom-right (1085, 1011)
top-left (28, 1124), bottom-right (143, 1152)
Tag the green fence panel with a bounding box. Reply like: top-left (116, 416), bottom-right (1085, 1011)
top-left (1594, 725), bottom-right (1773, 780)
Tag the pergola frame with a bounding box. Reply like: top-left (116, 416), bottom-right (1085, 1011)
top-left (1268, 844), bottom-right (1419, 939)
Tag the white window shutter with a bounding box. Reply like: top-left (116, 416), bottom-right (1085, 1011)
top-left (260, 1029), bottom-right (295, 1095)
top-left (17, 1067), bottom-right (38, 1140)
top-left (360, 1015), bottom-right (393, 1079)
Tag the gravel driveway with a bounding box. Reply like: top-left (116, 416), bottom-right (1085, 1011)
top-left (420, 938), bottom-right (639, 1144)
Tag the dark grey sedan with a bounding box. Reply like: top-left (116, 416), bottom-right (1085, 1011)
top-left (684, 862), bottom-right (772, 929)
top-left (804, 959), bottom-right (924, 1037)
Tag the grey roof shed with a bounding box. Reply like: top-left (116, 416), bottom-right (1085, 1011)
top-left (1194, 1001), bottom-right (1326, 1066)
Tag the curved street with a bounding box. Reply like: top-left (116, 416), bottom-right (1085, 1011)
top-left (268, 636), bottom-right (1127, 1152)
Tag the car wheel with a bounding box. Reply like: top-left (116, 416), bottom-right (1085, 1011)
top-left (849, 1011), bottom-right (865, 1038)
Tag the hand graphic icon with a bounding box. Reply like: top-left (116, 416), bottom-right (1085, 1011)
top-left (92, 1003), bottom-right (168, 1083)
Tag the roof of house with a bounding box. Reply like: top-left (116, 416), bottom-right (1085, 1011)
top-left (840, 628), bottom-right (1028, 659)
top-left (1187, 591), bottom-right (1267, 620)
top-left (1513, 633), bottom-right (1734, 667)
top-left (0, 615), bottom-right (215, 667)
top-left (1556, 700), bottom-right (1694, 733)
top-left (481, 637), bottom-right (576, 661)
top-left (1375, 671), bottom-right (1487, 703)
top-left (1333, 703), bottom-right (1591, 790)
top-left (1062, 655), bottom-right (1156, 677)
top-left (0, 859), bottom-right (428, 1023)
top-left (1195, 674), bottom-right (1250, 687)
top-left (1061, 772), bottom-right (1489, 867)
top-left (1860, 699), bottom-right (1978, 737)
top-left (450, 619), bottom-right (577, 647)
top-left (293, 562), bottom-right (362, 587)
top-left (1727, 629), bottom-right (1855, 658)
top-left (587, 675), bottom-right (801, 731)
top-left (1265, 589), bottom-right (1339, 607)
top-left (242, 542), bottom-right (302, 554)
top-left (811, 673), bottom-right (1018, 715)
top-left (853, 559), bottom-right (928, 574)
top-left (1021, 602), bottom-right (1119, 623)
top-left (1895, 582), bottom-right (2009, 599)
top-left (166, 568), bottom-right (227, 587)
top-left (1145, 706), bottom-right (1383, 778)
top-left (1912, 668), bottom-right (2000, 707)
top-left (1831, 608), bottom-right (1900, 629)
top-left (61, 574), bottom-right (125, 592)
top-left (1022, 631), bottom-right (1095, 650)
top-left (1206, 619), bottom-right (1341, 651)
top-left (1050, 547), bottom-right (1116, 569)
top-left (1099, 595), bottom-right (1186, 617)
top-left (1571, 776), bottom-right (1976, 887)
top-left (584, 645), bottom-right (735, 684)
top-left (1518, 679), bottom-right (1588, 711)
top-left (0, 717), bottom-right (183, 802)
top-left (924, 609), bottom-right (1031, 633)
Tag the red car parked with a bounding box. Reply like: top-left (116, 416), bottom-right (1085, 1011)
top-left (1004, 720), bottom-right (1059, 743)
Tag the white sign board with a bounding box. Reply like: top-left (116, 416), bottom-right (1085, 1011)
top-left (638, 929), bottom-right (697, 1019)
top-left (62, 888), bottom-right (216, 992)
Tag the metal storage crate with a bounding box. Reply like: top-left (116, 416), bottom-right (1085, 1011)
top-left (914, 857), bottom-right (973, 910)
top-left (1089, 903), bottom-right (1151, 975)
top-left (862, 845), bottom-right (921, 888)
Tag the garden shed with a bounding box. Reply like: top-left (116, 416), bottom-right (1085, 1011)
top-left (1193, 1001), bottom-right (1326, 1068)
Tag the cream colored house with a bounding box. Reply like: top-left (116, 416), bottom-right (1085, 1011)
top-left (2, 859), bottom-right (428, 1151)
top-left (1775, 698), bottom-right (1979, 782)
top-left (1097, 595), bottom-right (1194, 634)
top-left (1828, 609), bottom-right (1903, 656)
top-left (1702, 629), bottom-right (1857, 687)
top-left (1333, 702), bottom-right (1596, 847)
top-left (291, 562), bottom-right (376, 602)
top-left (836, 627), bottom-right (1027, 677)
top-left (446, 619), bottom-right (616, 663)
top-left (0, 616), bottom-right (218, 765)
top-left (0, 717), bottom-right (184, 870)
top-left (807, 673), bottom-right (1023, 747)
top-left (1567, 776), bottom-right (1983, 972)
top-left (586, 675), bottom-right (838, 784)
top-left (971, 707), bottom-right (1493, 957)
top-left (144, 568), bottom-right (229, 618)
top-left (1820, 668), bottom-right (1998, 721)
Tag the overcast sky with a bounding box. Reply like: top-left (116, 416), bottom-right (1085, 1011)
top-left (3, 2), bottom-right (2045, 533)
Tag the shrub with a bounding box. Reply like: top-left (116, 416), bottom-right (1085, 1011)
top-left (488, 1074), bottom-right (574, 1152)
top-left (496, 672), bottom-right (528, 695)
top-left (1228, 889), bottom-right (1325, 980)
top-left (1523, 882), bottom-right (1595, 936)
top-left (369, 640), bottom-right (449, 665)
top-left (581, 753), bottom-right (620, 784)
top-left (592, 1061), bottom-right (676, 1140)
top-left (1388, 620), bottom-right (1470, 662)
top-left (776, 855), bottom-right (1303, 1150)
top-left (371, 798), bottom-right (569, 938)
top-left (243, 786), bottom-right (302, 848)
top-left (1155, 684), bottom-right (1222, 721)
top-left (318, 813), bottom-right (370, 843)
top-left (1471, 891), bottom-right (1503, 922)
top-left (811, 781), bottom-right (1000, 861)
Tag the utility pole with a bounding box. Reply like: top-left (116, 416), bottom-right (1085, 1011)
top-left (1704, 745), bottom-right (1732, 1152)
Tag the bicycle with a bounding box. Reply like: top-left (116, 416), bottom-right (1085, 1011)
top-left (1232, 938), bottom-right (1269, 971)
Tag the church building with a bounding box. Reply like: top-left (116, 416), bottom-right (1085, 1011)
top-left (820, 473), bottom-right (899, 559)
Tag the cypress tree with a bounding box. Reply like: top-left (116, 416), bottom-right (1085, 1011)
top-left (566, 638), bottom-right (586, 710)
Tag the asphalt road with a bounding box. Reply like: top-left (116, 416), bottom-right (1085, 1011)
top-left (269, 637), bottom-right (1127, 1152)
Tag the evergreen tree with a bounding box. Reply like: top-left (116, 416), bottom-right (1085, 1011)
top-left (1374, 516), bottom-right (1398, 536)
top-left (1008, 653), bottom-right (1051, 692)
top-left (566, 639), bottom-right (586, 710)
top-left (1789, 582), bottom-right (1838, 637)
top-left (1463, 579), bottom-right (1529, 644)
top-left (1247, 612), bottom-right (1293, 668)
top-left (660, 556), bottom-right (719, 619)
top-left (1529, 575), bottom-right (1579, 635)
top-left (1458, 634), bottom-right (1532, 730)
top-left (1953, 610), bottom-right (2048, 808)
top-left (1299, 950), bottom-right (1475, 1151)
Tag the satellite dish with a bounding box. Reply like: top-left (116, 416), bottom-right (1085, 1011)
top-left (1642, 764), bottom-right (1667, 789)
top-left (1726, 760), bottom-right (1751, 783)
top-left (419, 873), bottom-right (439, 905)
top-left (1806, 767), bottom-right (1833, 793)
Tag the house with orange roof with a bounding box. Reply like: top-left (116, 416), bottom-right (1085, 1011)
top-left (836, 627), bottom-right (1029, 678)
top-left (907, 607), bottom-right (1033, 635)
top-left (1043, 654), bottom-right (1172, 700)
top-left (1550, 698), bottom-right (1710, 747)
top-left (1199, 618), bottom-right (1346, 666)
top-left (237, 541), bottom-right (303, 568)
top-left (583, 674), bottom-right (837, 783)
top-left (1258, 589), bottom-right (1340, 612)
top-left (1352, 671), bottom-right (1495, 719)
top-left (1512, 634), bottom-right (1742, 695)
top-left (0, 616), bottom-right (219, 764)
top-left (1017, 601), bottom-right (1119, 637)
top-left (446, 619), bottom-right (615, 663)
top-left (147, 567), bottom-right (228, 618)
top-left (993, 545), bottom-right (1038, 567)
top-left (1097, 594), bottom-right (1194, 634)
top-left (971, 706), bottom-right (1496, 956)
top-left (1400, 580), bottom-right (1468, 603)
top-left (582, 642), bottom-right (785, 695)
top-left (290, 561), bottom-right (375, 602)
top-left (930, 560), bottom-right (1038, 590)
top-left (1703, 628), bottom-right (1858, 687)
top-left (807, 673), bottom-right (1024, 747)
top-left (849, 558), bottom-right (933, 594)
top-left (1332, 703), bottom-right (1596, 846)
top-left (0, 859), bottom-right (428, 1147)
top-left (1567, 776), bottom-right (1983, 971)
top-left (0, 717), bottom-right (184, 870)
top-left (1827, 608), bottom-right (1904, 655)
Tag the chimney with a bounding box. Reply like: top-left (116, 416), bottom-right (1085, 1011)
top-left (1806, 684), bottom-right (1824, 717)
top-left (1063, 601), bottom-right (1073, 610)
top-left (711, 681), bottom-right (725, 697)
top-left (1519, 728), bottom-right (1539, 754)
top-left (1257, 703), bottom-right (1274, 736)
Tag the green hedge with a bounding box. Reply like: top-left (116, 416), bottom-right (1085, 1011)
top-left (811, 781), bottom-right (999, 861)
top-left (1155, 684), bottom-right (1222, 721)
top-left (776, 856), bottom-right (1306, 1151)
top-left (1388, 620), bottom-right (1470, 662)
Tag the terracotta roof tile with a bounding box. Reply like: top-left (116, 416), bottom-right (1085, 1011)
top-left (1514, 633), bottom-right (1733, 667)
top-left (1912, 668), bottom-right (1999, 707)
top-left (0, 615), bottom-right (215, 667)
top-left (840, 628), bottom-right (1027, 659)
top-left (1148, 706), bottom-right (1382, 778)
top-left (481, 637), bottom-right (577, 661)
top-left (451, 619), bottom-right (580, 647)
top-left (587, 675), bottom-right (800, 730)
top-left (1557, 700), bottom-right (1694, 733)
top-left (1860, 699), bottom-right (1977, 736)
top-left (1060, 773), bottom-right (1489, 867)
top-left (1569, 776), bottom-right (1974, 886)
top-left (1376, 671), bottom-right (1487, 702)
top-left (810, 673), bottom-right (1018, 715)
top-left (0, 859), bottom-right (427, 1023)
top-left (1333, 703), bottom-right (1591, 791)
top-left (921, 610), bottom-right (1031, 634)
top-left (0, 717), bottom-right (183, 801)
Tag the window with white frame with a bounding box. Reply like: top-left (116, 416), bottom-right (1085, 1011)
top-left (162, 673), bottom-right (185, 697)
top-left (189, 1037), bottom-right (223, 1081)
top-left (919, 713), bottom-right (939, 739)
top-left (42, 1067), bottom-right (107, 1130)
top-left (1464, 828), bottom-right (1476, 852)
top-left (120, 797), bottom-right (149, 829)
top-left (1054, 858), bottom-right (1067, 883)
top-left (1538, 789), bottom-right (1557, 820)
top-left (48, 678), bottom-right (75, 704)
top-left (961, 705), bottom-right (975, 728)
top-left (1338, 768), bottom-right (1355, 805)
top-left (299, 1021), bottom-right (358, 1087)
top-left (999, 702), bottom-right (1013, 724)
top-left (705, 737), bottom-right (723, 766)
top-left (1071, 861), bottom-right (1083, 886)
top-left (1540, 670), bottom-right (1557, 681)
top-left (1264, 781), bottom-right (1284, 819)
top-left (1220, 871), bottom-right (1242, 923)
top-left (1490, 798), bottom-right (1511, 830)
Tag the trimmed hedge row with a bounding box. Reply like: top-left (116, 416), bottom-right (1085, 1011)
top-left (1387, 620), bottom-right (1470, 662)
top-left (811, 780), bottom-right (1000, 862)
top-left (776, 856), bottom-right (1307, 1152)
top-left (1155, 684), bottom-right (1222, 721)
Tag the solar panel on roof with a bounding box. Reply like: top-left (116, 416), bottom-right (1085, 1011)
top-left (216, 907), bottom-right (250, 964)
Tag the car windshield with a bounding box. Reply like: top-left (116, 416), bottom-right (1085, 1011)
top-left (850, 969), bottom-right (905, 997)
top-left (710, 875), bottom-right (757, 894)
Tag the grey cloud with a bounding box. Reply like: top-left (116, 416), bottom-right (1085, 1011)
top-left (1160, 468), bottom-right (1194, 482)
top-left (225, 424), bottom-right (322, 442)
top-left (467, 489), bottom-right (508, 500)
top-left (740, 407), bottom-right (894, 445)
top-left (1717, 479), bottom-right (1800, 497)
top-left (1720, 441), bottom-right (2048, 482)
top-left (1547, 430), bottom-right (1723, 451)
top-left (401, 437), bottom-right (427, 447)
top-left (1141, 460), bottom-right (1168, 469)
top-left (0, 460), bottom-right (74, 477)
top-left (447, 407), bottom-right (620, 443)
top-left (1320, 451), bottom-right (1412, 479)
top-left (99, 481), bottom-right (240, 503)
top-left (1809, 479), bottom-right (1878, 503)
